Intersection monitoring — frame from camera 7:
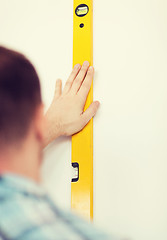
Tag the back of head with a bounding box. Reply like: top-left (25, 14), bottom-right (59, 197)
top-left (0, 46), bottom-right (41, 147)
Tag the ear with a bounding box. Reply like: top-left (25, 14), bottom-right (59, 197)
top-left (33, 104), bottom-right (45, 144)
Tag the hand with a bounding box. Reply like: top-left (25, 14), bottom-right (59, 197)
top-left (44, 61), bottom-right (100, 147)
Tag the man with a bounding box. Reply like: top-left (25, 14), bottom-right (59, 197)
top-left (0, 46), bottom-right (112, 239)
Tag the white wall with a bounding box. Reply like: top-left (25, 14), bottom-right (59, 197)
top-left (0, 1), bottom-right (167, 240)
top-left (0, 0), bottom-right (73, 209)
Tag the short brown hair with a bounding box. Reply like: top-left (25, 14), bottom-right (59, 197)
top-left (0, 46), bottom-right (41, 145)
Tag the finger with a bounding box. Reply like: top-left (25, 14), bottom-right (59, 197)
top-left (81, 101), bottom-right (100, 126)
top-left (63, 64), bottom-right (81, 95)
top-left (70, 61), bottom-right (90, 94)
top-left (54, 79), bottom-right (62, 99)
top-left (77, 66), bottom-right (94, 102)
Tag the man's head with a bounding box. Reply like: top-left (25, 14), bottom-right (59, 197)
top-left (0, 46), bottom-right (45, 179)
top-left (0, 46), bottom-right (42, 147)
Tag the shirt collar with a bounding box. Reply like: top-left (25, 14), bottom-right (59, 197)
top-left (0, 173), bottom-right (46, 197)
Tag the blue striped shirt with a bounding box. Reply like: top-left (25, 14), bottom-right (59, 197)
top-left (0, 174), bottom-right (112, 240)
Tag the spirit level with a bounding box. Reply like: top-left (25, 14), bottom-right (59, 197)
top-left (71, 0), bottom-right (93, 220)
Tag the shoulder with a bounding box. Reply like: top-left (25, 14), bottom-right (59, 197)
top-left (0, 189), bottom-right (58, 240)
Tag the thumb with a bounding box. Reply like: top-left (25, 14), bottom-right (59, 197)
top-left (54, 79), bottom-right (62, 99)
top-left (82, 101), bottom-right (100, 125)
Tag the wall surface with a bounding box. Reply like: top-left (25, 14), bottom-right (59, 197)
top-left (0, 1), bottom-right (167, 240)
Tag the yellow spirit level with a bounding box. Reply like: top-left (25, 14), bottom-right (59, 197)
top-left (71, 0), bottom-right (93, 220)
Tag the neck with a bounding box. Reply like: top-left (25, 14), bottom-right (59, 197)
top-left (0, 138), bottom-right (42, 182)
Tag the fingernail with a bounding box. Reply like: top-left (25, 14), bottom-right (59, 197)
top-left (96, 101), bottom-right (100, 107)
top-left (89, 66), bottom-right (94, 71)
top-left (74, 64), bottom-right (80, 69)
top-left (83, 61), bottom-right (89, 66)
